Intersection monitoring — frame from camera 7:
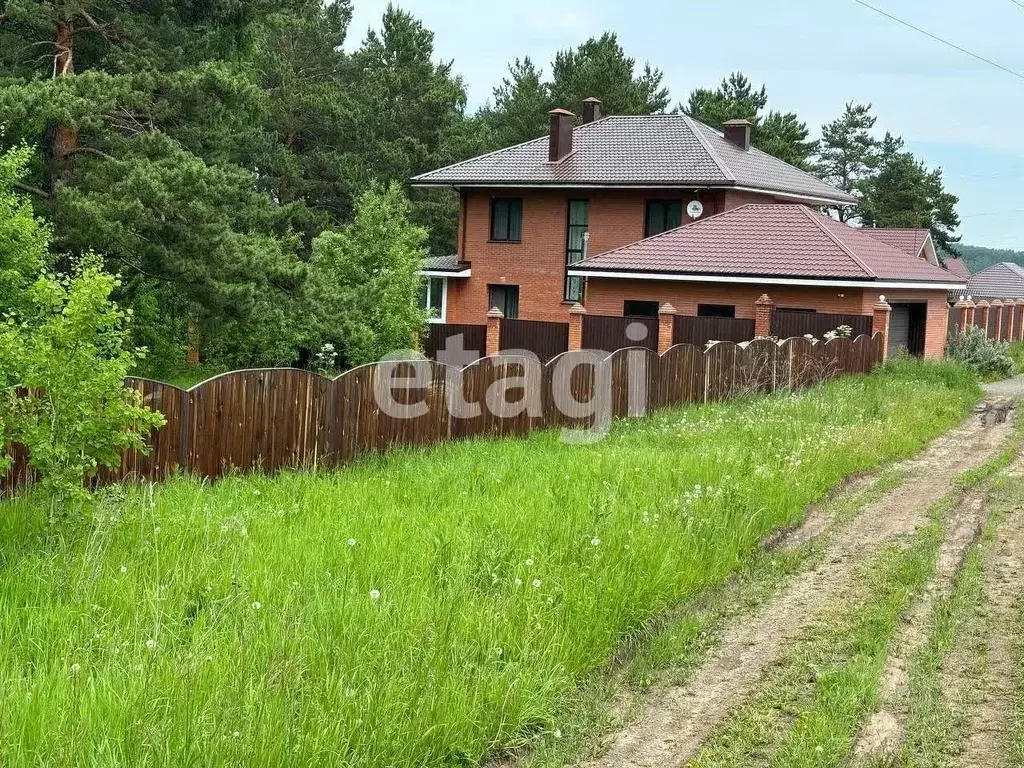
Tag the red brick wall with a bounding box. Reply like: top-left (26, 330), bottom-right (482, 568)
top-left (446, 188), bottom-right (765, 324)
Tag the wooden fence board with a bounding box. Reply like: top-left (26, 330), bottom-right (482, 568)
top-left (771, 310), bottom-right (872, 340)
top-left (674, 316), bottom-right (755, 347)
top-left (2, 333), bottom-right (886, 495)
top-left (583, 315), bottom-right (658, 353)
top-left (499, 319), bottom-right (569, 363)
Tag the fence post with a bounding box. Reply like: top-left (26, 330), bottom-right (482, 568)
top-left (657, 302), bottom-right (676, 354)
top-left (872, 295), bottom-right (892, 362)
top-left (953, 297), bottom-right (970, 333)
top-left (992, 300), bottom-right (1004, 341)
top-left (965, 298), bottom-right (976, 329)
top-left (1006, 299), bottom-right (1016, 343)
top-left (1016, 300), bottom-right (1024, 342)
top-left (977, 301), bottom-right (991, 338)
top-left (568, 303), bottom-right (586, 351)
top-left (754, 294), bottom-right (774, 338)
top-left (486, 307), bottom-right (503, 357)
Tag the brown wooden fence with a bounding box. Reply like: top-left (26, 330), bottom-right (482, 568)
top-left (582, 314), bottom-right (659, 352)
top-left (673, 316), bottom-right (755, 346)
top-left (771, 310), bottom-right (873, 340)
top-left (1, 334), bottom-right (885, 496)
top-left (499, 319), bottom-right (569, 363)
top-left (424, 323), bottom-right (487, 361)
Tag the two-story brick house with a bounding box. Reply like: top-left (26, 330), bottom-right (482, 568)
top-left (413, 99), bottom-right (966, 357)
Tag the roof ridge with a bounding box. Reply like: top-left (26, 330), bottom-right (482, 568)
top-left (581, 203), bottom-right (763, 262)
top-left (411, 132), bottom-right (548, 181)
top-left (682, 114), bottom-right (734, 182)
top-left (799, 207), bottom-right (877, 279)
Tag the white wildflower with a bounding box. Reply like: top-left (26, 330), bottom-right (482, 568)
top-left (145, 638), bottom-right (156, 651)
top-left (70, 663), bottom-right (81, 676)
top-left (590, 537), bottom-right (601, 547)
top-left (532, 579), bottom-right (542, 589)
top-left (369, 589), bottom-right (381, 601)
top-left (553, 728), bottom-right (562, 740)
top-left (119, 565), bottom-right (127, 574)
top-left (347, 538), bottom-right (357, 547)
top-left (514, 578), bottom-right (523, 587)
top-left (525, 558), bottom-right (534, 566)
top-left (251, 601), bottom-right (262, 611)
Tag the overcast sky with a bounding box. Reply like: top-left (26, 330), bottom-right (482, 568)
top-left (349, 0), bottom-right (1024, 250)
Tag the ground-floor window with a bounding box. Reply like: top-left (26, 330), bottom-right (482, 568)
top-left (697, 304), bottom-right (736, 318)
top-left (418, 277), bottom-right (447, 323)
top-left (488, 284), bottom-right (520, 319)
top-left (624, 300), bottom-right (659, 318)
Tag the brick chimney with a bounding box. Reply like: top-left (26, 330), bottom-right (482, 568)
top-left (548, 108), bottom-right (575, 162)
top-left (582, 97), bottom-right (603, 124)
top-left (723, 118), bottom-right (753, 151)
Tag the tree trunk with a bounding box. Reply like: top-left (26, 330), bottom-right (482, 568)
top-left (49, 15), bottom-right (79, 185)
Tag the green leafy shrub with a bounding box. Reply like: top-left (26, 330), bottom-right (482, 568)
top-left (0, 256), bottom-right (165, 506)
top-left (945, 325), bottom-right (1015, 380)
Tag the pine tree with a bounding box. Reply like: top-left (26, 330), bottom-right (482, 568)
top-left (859, 134), bottom-right (961, 252)
top-left (549, 33), bottom-right (670, 116)
top-left (818, 103), bottom-right (879, 221)
top-left (683, 73), bottom-right (818, 170)
top-left (481, 57), bottom-right (552, 147)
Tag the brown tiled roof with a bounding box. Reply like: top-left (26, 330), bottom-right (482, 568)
top-left (966, 262), bottom-right (1024, 300)
top-left (942, 257), bottom-right (972, 280)
top-left (863, 228), bottom-right (930, 258)
top-left (573, 204), bottom-right (963, 285)
top-left (421, 254), bottom-right (467, 272)
top-left (413, 115), bottom-right (857, 205)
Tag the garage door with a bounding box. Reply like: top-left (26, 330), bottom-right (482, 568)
top-left (888, 304), bottom-right (911, 358)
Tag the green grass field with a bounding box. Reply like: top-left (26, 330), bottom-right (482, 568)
top-left (0, 359), bottom-right (979, 766)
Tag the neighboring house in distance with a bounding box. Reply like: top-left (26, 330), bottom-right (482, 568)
top-left (962, 262), bottom-right (1024, 302)
top-left (941, 257), bottom-right (972, 283)
top-left (412, 99), bottom-right (966, 357)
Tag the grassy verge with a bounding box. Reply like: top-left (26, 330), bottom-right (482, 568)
top-left (1007, 341), bottom-right (1024, 376)
top-left (0, 360), bottom-right (978, 766)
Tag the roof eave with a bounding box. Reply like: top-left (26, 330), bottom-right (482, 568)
top-left (567, 267), bottom-right (966, 291)
top-left (409, 178), bottom-right (857, 206)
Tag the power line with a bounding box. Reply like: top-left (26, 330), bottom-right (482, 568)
top-left (1012, 0), bottom-right (1024, 10)
top-left (852, 0), bottom-right (1024, 82)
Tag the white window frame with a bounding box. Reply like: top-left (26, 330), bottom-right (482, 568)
top-left (422, 276), bottom-right (448, 323)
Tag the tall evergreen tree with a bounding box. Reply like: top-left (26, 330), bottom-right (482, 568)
top-left (818, 102), bottom-right (879, 221)
top-left (683, 72), bottom-right (818, 169)
top-left (480, 57), bottom-right (551, 147)
top-left (549, 33), bottom-right (669, 116)
top-left (859, 133), bottom-right (961, 252)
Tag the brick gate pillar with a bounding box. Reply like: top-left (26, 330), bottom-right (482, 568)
top-left (977, 301), bottom-right (991, 338)
top-left (755, 294), bottom-right (775, 338)
top-left (965, 298), bottom-right (976, 329)
top-left (992, 300), bottom-right (1004, 340)
top-left (1016, 300), bottom-right (1024, 341)
top-left (1006, 299), bottom-right (1016, 343)
top-left (873, 295), bottom-right (892, 362)
top-left (568, 303), bottom-right (586, 351)
top-left (953, 298), bottom-right (971, 334)
top-left (486, 307), bottom-right (503, 357)
top-left (657, 302), bottom-right (676, 354)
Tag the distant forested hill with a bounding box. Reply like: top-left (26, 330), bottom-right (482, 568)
top-left (956, 244), bottom-right (1024, 273)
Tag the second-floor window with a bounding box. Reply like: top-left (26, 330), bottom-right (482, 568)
top-left (645, 200), bottom-right (683, 238)
top-left (565, 200), bottom-right (588, 302)
top-left (491, 198), bottom-right (523, 242)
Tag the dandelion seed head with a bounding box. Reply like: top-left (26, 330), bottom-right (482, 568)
top-left (590, 537), bottom-right (601, 547)
top-left (145, 639), bottom-right (156, 651)
top-left (514, 578), bottom-right (523, 587)
top-left (119, 565), bottom-right (127, 574)
top-left (251, 601), bottom-right (262, 610)
top-left (369, 589), bottom-right (381, 601)
top-left (532, 579), bottom-right (541, 589)
top-left (525, 558), bottom-right (534, 566)
top-left (70, 663), bottom-right (81, 675)
top-left (347, 538), bottom-right (357, 547)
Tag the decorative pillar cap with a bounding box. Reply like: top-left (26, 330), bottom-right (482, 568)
top-left (953, 298), bottom-right (970, 308)
top-left (874, 295), bottom-right (891, 311)
top-left (992, 299), bottom-right (1004, 307)
top-left (486, 307), bottom-right (504, 319)
top-left (1017, 299), bottom-right (1024, 306)
top-left (977, 300), bottom-right (990, 308)
top-left (658, 302), bottom-right (677, 315)
top-left (568, 302), bottom-right (586, 315)
top-left (755, 293), bottom-right (774, 306)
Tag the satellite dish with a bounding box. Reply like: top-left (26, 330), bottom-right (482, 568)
top-left (686, 200), bottom-right (704, 219)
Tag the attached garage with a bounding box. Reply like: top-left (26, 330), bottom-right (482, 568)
top-left (888, 303), bottom-right (928, 358)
